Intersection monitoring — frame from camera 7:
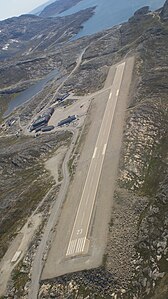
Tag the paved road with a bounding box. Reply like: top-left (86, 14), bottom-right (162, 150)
top-left (66, 61), bottom-right (126, 256)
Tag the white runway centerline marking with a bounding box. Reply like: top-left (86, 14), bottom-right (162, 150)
top-left (92, 147), bottom-right (97, 159)
top-left (66, 61), bottom-right (126, 257)
top-left (116, 89), bottom-right (119, 96)
top-left (102, 144), bottom-right (107, 156)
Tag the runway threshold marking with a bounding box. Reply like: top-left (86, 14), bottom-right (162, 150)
top-left (76, 238), bottom-right (86, 253)
top-left (66, 239), bottom-right (77, 255)
top-left (66, 61), bottom-right (126, 257)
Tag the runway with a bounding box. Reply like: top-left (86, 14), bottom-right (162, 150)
top-left (66, 61), bottom-right (126, 256)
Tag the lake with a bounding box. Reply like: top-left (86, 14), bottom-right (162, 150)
top-left (58, 0), bottom-right (165, 39)
top-left (3, 0), bottom-right (165, 116)
top-left (3, 68), bottom-right (58, 118)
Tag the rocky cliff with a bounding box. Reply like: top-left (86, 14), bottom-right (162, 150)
top-left (160, 0), bottom-right (168, 19)
top-left (38, 3), bottom-right (168, 298)
top-left (0, 1), bottom-right (167, 298)
top-left (40, 0), bottom-right (83, 17)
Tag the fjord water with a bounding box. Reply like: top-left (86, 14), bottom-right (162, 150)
top-left (4, 0), bottom-right (165, 117)
top-left (3, 69), bottom-right (58, 118)
top-left (59, 0), bottom-right (165, 39)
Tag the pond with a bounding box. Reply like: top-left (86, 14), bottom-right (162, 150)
top-left (3, 68), bottom-right (59, 118)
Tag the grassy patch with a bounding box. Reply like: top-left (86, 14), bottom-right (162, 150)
top-left (0, 93), bottom-right (19, 123)
top-left (149, 274), bottom-right (168, 299)
top-left (0, 132), bottom-right (72, 259)
top-left (12, 260), bottom-right (30, 297)
top-left (0, 167), bottom-right (53, 259)
top-left (142, 135), bottom-right (168, 197)
top-left (78, 285), bottom-right (107, 299)
top-left (102, 253), bottom-right (108, 269)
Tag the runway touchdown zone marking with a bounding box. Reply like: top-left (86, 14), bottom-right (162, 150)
top-left (66, 61), bottom-right (126, 257)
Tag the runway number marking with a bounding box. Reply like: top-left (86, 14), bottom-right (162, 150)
top-left (66, 61), bottom-right (126, 257)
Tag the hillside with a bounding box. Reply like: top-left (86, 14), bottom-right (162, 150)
top-left (0, 7), bottom-right (95, 61)
top-left (0, 6), bottom-right (95, 119)
top-left (38, 3), bottom-right (168, 298)
top-left (40, 0), bottom-right (83, 17)
top-left (0, 1), bottom-right (167, 298)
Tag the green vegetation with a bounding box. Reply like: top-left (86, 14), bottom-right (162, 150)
top-left (0, 93), bottom-right (19, 123)
top-left (12, 260), bottom-right (30, 297)
top-left (102, 253), bottom-right (108, 268)
top-left (0, 165), bottom-right (53, 259)
top-left (142, 135), bottom-right (168, 197)
top-left (0, 132), bottom-right (72, 259)
top-left (78, 285), bottom-right (108, 299)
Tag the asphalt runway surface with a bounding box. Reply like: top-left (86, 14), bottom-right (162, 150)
top-left (66, 62), bottom-right (126, 257)
top-left (42, 57), bottom-right (134, 280)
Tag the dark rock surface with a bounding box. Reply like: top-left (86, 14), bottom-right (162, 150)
top-left (0, 131), bottom-right (71, 259)
top-left (40, 0), bottom-right (83, 17)
top-left (0, 1), bottom-right (168, 298)
top-left (37, 2), bottom-right (168, 298)
top-left (160, 0), bottom-right (168, 20)
top-left (0, 7), bottom-right (95, 60)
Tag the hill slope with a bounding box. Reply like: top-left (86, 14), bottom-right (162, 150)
top-left (40, 0), bottom-right (83, 17)
top-left (0, 1), bottom-right (167, 298)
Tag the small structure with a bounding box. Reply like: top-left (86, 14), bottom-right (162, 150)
top-left (35, 126), bottom-right (43, 133)
top-left (30, 115), bottom-right (50, 132)
top-left (58, 115), bottom-right (76, 127)
top-left (6, 118), bottom-right (16, 126)
top-left (41, 126), bottom-right (54, 132)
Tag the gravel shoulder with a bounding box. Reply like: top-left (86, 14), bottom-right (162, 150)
top-left (0, 213), bottom-right (42, 296)
top-left (42, 57), bottom-right (134, 280)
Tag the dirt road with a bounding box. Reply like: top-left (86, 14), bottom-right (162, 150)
top-left (28, 129), bottom-right (78, 299)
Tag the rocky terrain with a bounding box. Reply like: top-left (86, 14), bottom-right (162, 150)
top-left (0, 6), bottom-right (95, 60)
top-left (0, 131), bottom-right (71, 260)
top-left (39, 0), bottom-right (83, 17)
top-left (0, 1), bottom-right (168, 298)
top-left (0, 7), bottom-right (96, 120)
top-left (37, 2), bottom-right (168, 299)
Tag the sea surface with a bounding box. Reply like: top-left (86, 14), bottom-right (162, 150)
top-left (58, 0), bottom-right (165, 39)
top-left (3, 69), bottom-right (58, 118)
top-left (4, 0), bottom-right (165, 116)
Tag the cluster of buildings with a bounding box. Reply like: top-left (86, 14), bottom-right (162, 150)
top-left (29, 107), bottom-right (54, 132)
top-left (29, 93), bottom-right (78, 134)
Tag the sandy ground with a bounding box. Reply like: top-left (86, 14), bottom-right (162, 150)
top-left (0, 139), bottom-right (71, 296)
top-left (0, 213), bottom-right (42, 296)
top-left (42, 57), bottom-right (135, 279)
top-left (45, 146), bottom-right (67, 184)
top-left (48, 95), bottom-right (91, 129)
